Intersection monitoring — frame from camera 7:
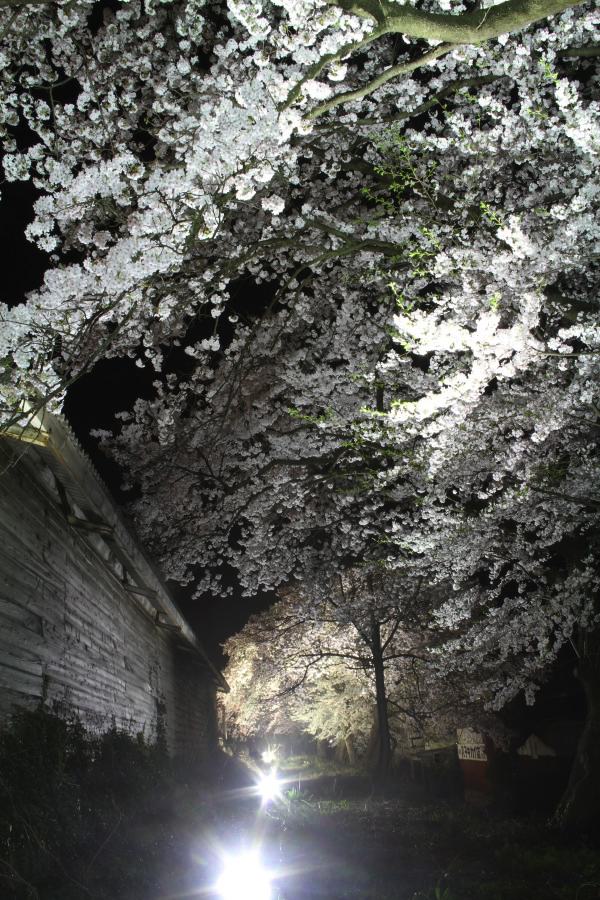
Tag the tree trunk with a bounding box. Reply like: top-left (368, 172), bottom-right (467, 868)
top-left (316, 738), bottom-right (330, 761)
top-left (371, 622), bottom-right (392, 778)
top-left (553, 629), bottom-right (600, 830)
top-left (334, 740), bottom-right (347, 764)
top-left (365, 714), bottom-right (380, 765)
top-left (345, 733), bottom-right (358, 766)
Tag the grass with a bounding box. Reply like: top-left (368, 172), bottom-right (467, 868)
top-left (271, 791), bottom-right (600, 899)
top-left (257, 758), bottom-right (600, 899)
top-left (2, 727), bottom-right (599, 900)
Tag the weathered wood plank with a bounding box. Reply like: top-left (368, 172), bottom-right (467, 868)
top-left (0, 436), bottom-right (217, 757)
top-left (0, 597), bottom-right (44, 634)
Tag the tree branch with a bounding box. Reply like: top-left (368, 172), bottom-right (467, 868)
top-left (558, 43), bottom-right (600, 58)
top-left (308, 43), bottom-right (456, 119)
top-left (332, 0), bottom-right (582, 44)
top-left (302, 0), bottom-right (582, 117)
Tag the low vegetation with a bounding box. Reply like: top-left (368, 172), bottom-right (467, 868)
top-left (274, 789), bottom-right (600, 899)
top-left (2, 721), bottom-right (598, 899)
top-left (0, 706), bottom-right (183, 899)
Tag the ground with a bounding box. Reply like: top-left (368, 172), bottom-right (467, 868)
top-left (173, 756), bottom-right (600, 900)
top-left (3, 728), bottom-right (600, 899)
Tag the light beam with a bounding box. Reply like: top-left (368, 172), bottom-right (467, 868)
top-left (214, 851), bottom-right (272, 900)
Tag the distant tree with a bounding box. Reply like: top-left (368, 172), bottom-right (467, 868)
top-left (222, 572), bottom-right (491, 775)
top-left (221, 604), bottom-right (378, 755)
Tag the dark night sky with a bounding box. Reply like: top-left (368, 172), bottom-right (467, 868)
top-left (1, 181), bottom-right (48, 301)
top-left (3, 179), bottom-right (272, 668)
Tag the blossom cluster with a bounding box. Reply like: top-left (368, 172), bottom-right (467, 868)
top-left (1, 0), bottom-right (599, 714)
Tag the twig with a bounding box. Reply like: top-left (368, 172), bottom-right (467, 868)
top-left (85, 813), bottom-right (123, 875)
top-left (307, 43), bottom-right (456, 119)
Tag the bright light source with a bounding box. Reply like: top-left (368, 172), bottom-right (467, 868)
top-left (261, 747), bottom-right (277, 765)
top-left (257, 769), bottom-right (281, 804)
top-left (215, 851), bottom-right (272, 900)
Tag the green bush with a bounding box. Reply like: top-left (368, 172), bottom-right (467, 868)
top-left (0, 706), bottom-right (172, 899)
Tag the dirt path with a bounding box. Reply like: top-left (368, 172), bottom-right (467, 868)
top-left (175, 768), bottom-right (600, 899)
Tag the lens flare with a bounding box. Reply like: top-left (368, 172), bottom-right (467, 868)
top-left (257, 769), bottom-right (281, 804)
top-left (215, 851), bottom-right (272, 900)
top-left (261, 748), bottom-right (277, 765)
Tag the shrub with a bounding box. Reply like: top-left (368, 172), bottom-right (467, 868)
top-left (0, 706), bottom-right (172, 899)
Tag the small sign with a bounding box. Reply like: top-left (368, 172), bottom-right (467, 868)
top-left (458, 743), bottom-right (487, 762)
top-left (457, 728), bottom-right (488, 762)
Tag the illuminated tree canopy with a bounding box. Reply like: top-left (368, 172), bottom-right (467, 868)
top-left (1, 0), bottom-right (599, 825)
top-left (221, 572), bottom-right (498, 771)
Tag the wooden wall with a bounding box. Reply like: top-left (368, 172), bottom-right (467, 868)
top-left (0, 441), bottom-right (216, 759)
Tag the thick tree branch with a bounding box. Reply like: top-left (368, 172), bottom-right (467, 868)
top-left (282, 23), bottom-right (392, 111)
top-left (529, 484), bottom-right (600, 509)
top-left (333, 0), bottom-right (582, 44)
top-left (302, 0), bottom-right (583, 117)
top-left (328, 74), bottom-right (505, 130)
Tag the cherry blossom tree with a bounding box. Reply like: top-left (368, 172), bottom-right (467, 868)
top-left (1, 0), bottom-right (599, 825)
top-left (221, 576), bottom-right (477, 771)
top-left (1, 0), bottom-right (596, 428)
top-left (289, 569), bottom-right (431, 775)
